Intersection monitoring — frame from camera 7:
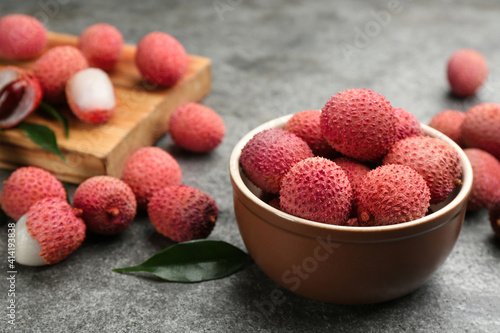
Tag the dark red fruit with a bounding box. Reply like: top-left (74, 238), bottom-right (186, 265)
top-left (489, 196), bottom-right (500, 238)
top-left (0, 66), bottom-right (43, 129)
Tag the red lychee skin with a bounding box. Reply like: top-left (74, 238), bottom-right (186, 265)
top-left (356, 164), bottom-right (431, 226)
top-left (169, 102), bottom-right (225, 153)
top-left (239, 128), bottom-right (314, 194)
top-left (0, 66), bottom-right (43, 129)
top-left (32, 46), bottom-right (89, 103)
top-left (0, 14), bottom-right (47, 60)
top-left (72, 176), bottom-right (137, 235)
top-left (447, 49), bottom-right (488, 97)
top-left (121, 147), bottom-right (182, 209)
top-left (383, 136), bottom-right (462, 204)
top-left (461, 103), bottom-right (500, 160)
top-left (0, 166), bottom-right (66, 221)
top-left (147, 185), bottom-right (218, 242)
top-left (489, 194), bottom-right (500, 238)
top-left (428, 110), bottom-right (466, 147)
top-left (78, 23), bottom-right (124, 71)
top-left (135, 31), bottom-right (188, 87)
top-left (393, 107), bottom-right (424, 142)
top-left (280, 157), bottom-right (353, 225)
top-left (26, 197), bottom-right (86, 265)
top-left (320, 89), bottom-right (398, 161)
top-left (332, 157), bottom-right (370, 199)
top-left (284, 110), bottom-right (338, 157)
top-left (463, 148), bottom-right (500, 211)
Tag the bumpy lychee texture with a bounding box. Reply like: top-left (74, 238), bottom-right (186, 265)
top-left (447, 48), bottom-right (488, 97)
top-left (284, 110), bottom-right (337, 157)
top-left (169, 102), bottom-right (225, 153)
top-left (428, 110), bottom-right (466, 147)
top-left (66, 68), bottom-right (116, 123)
top-left (320, 89), bottom-right (398, 161)
top-left (393, 107), bottom-right (424, 141)
top-left (0, 66), bottom-right (43, 129)
top-left (73, 176), bottom-right (137, 235)
top-left (148, 185), bottom-right (218, 242)
top-left (0, 166), bottom-right (66, 221)
top-left (461, 103), bottom-right (500, 160)
top-left (240, 128), bottom-right (314, 194)
top-left (135, 31), bottom-right (188, 87)
top-left (383, 135), bottom-right (462, 204)
top-left (0, 14), bottom-right (47, 60)
top-left (121, 147), bottom-right (182, 209)
top-left (280, 157), bottom-right (353, 225)
top-left (463, 148), bottom-right (500, 211)
top-left (33, 45), bottom-right (89, 103)
top-left (356, 164), bottom-right (431, 226)
top-left (332, 157), bottom-right (371, 199)
top-left (78, 23), bottom-right (124, 71)
top-left (15, 197), bottom-right (86, 266)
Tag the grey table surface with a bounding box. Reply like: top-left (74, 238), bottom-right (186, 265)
top-left (1, 0), bottom-right (500, 332)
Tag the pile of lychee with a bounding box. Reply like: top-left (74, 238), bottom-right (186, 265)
top-left (1, 144), bottom-right (222, 266)
top-left (0, 13), bottom-right (192, 128)
top-left (240, 88), bottom-right (464, 228)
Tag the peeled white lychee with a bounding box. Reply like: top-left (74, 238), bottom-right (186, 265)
top-left (66, 67), bottom-right (116, 123)
top-left (14, 197), bottom-right (86, 266)
top-left (15, 214), bottom-right (46, 266)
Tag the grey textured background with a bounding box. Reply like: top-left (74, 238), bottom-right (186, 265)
top-left (1, 0), bottom-right (500, 332)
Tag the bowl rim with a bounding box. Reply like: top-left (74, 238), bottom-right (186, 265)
top-left (229, 114), bottom-right (473, 239)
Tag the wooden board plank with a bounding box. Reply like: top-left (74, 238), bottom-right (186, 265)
top-left (0, 32), bottom-right (211, 183)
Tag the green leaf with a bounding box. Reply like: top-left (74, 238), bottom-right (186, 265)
top-left (0, 207), bottom-right (8, 225)
top-left (38, 102), bottom-right (69, 138)
top-left (18, 122), bottom-right (66, 162)
top-left (113, 239), bottom-right (253, 282)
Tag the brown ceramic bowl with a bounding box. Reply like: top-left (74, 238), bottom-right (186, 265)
top-left (229, 114), bottom-right (473, 304)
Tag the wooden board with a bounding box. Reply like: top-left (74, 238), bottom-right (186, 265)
top-left (0, 32), bottom-right (211, 183)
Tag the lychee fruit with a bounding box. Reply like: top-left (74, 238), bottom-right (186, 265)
top-left (332, 156), bottom-right (371, 199)
top-left (0, 66), bottom-right (43, 129)
top-left (489, 194), bottom-right (500, 238)
top-left (0, 166), bottom-right (66, 221)
top-left (33, 45), bottom-right (89, 103)
top-left (383, 135), bottom-right (462, 204)
top-left (463, 148), bottom-right (500, 211)
top-left (78, 23), bottom-right (124, 71)
top-left (356, 164), bottom-right (431, 226)
top-left (66, 68), bottom-right (116, 123)
top-left (279, 157), bottom-right (352, 225)
top-left (284, 110), bottom-right (338, 157)
top-left (428, 110), bottom-right (466, 147)
top-left (147, 185), bottom-right (218, 242)
top-left (461, 103), bottom-right (500, 160)
top-left (320, 88), bottom-right (398, 161)
top-left (15, 197), bottom-right (86, 266)
top-left (121, 147), bottom-right (182, 209)
top-left (393, 107), bottom-right (424, 142)
top-left (0, 14), bottom-right (47, 60)
top-left (447, 48), bottom-right (488, 97)
top-left (135, 31), bottom-right (188, 87)
top-left (169, 102), bottom-right (225, 153)
top-left (239, 128), bottom-right (314, 194)
top-left (72, 176), bottom-right (137, 235)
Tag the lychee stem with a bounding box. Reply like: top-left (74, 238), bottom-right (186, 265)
top-left (106, 207), bottom-right (120, 217)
